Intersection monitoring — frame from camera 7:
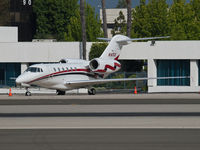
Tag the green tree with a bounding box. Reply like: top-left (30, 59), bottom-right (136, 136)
top-left (111, 11), bottom-right (127, 36)
top-left (0, 0), bottom-right (10, 25)
top-left (89, 42), bottom-right (108, 60)
top-left (33, 0), bottom-right (79, 40)
top-left (65, 4), bottom-right (103, 41)
top-left (132, 0), bottom-right (169, 38)
top-left (146, 0), bottom-right (169, 36)
top-left (33, 0), bottom-right (102, 41)
top-left (116, 0), bottom-right (127, 8)
top-left (168, 0), bottom-right (200, 40)
top-left (85, 4), bottom-right (103, 41)
top-left (131, 0), bottom-right (151, 37)
top-left (190, 0), bottom-right (200, 39)
top-left (64, 9), bottom-right (81, 41)
top-left (191, 0), bottom-right (200, 21)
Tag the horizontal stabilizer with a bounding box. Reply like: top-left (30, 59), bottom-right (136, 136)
top-left (117, 36), bottom-right (170, 44)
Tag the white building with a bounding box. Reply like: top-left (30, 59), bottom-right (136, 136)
top-left (120, 41), bottom-right (200, 93)
top-left (100, 9), bottom-right (127, 38)
top-left (0, 26), bottom-right (200, 93)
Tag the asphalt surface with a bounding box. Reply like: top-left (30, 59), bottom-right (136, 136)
top-left (1, 117), bottom-right (200, 129)
top-left (0, 93), bottom-right (200, 150)
top-left (0, 129), bottom-right (200, 150)
top-left (1, 104), bottom-right (200, 117)
top-left (1, 93), bottom-right (200, 105)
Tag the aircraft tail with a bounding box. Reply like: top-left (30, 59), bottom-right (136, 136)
top-left (99, 35), bottom-right (130, 60)
top-left (99, 35), bottom-right (170, 60)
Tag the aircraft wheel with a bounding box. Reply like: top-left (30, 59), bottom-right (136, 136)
top-left (25, 91), bottom-right (31, 96)
top-left (56, 90), bottom-right (66, 95)
top-left (88, 88), bottom-right (96, 95)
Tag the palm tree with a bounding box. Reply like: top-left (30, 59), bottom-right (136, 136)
top-left (101, 0), bottom-right (108, 38)
top-left (126, 0), bottom-right (132, 37)
top-left (80, 0), bottom-right (86, 60)
top-left (0, 0), bottom-right (10, 25)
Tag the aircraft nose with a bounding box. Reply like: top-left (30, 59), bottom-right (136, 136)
top-left (16, 76), bottom-right (23, 85)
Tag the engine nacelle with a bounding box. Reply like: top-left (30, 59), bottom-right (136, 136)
top-left (89, 58), bottom-right (121, 74)
top-left (59, 58), bottom-right (87, 64)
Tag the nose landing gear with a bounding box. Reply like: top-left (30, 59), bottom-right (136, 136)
top-left (56, 90), bottom-right (66, 95)
top-left (25, 87), bottom-right (31, 96)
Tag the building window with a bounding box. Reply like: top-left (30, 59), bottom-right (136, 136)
top-left (198, 61), bottom-right (200, 86)
top-left (157, 60), bottom-right (190, 86)
top-left (0, 63), bottom-right (21, 87)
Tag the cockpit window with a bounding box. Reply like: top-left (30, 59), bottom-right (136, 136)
top-left (25, 67), bottom-right (43, 73)
top-left (37, 68), bottom-right (40, 72)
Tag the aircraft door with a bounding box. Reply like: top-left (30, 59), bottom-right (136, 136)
top-left (48, 66), bottom-right (54, 79)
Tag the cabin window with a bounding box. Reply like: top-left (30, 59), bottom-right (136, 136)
top-left (37, 68), bottom-right (40, 72)
top-left (53, 68), bottom-right (56, 72)
top-left (75, 67), bottom-right (77, 71)
top-left (58, 68), bottom-right (60, 72)
top-left (62, 67), bottom-right (65, 71)
top-left (70, 67), bottom-right (73, 71)
top-left (41, 69), bottom-right (43, 72)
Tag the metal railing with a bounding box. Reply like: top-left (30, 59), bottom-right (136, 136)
top-left (96, 71), bottom-right (147, 92)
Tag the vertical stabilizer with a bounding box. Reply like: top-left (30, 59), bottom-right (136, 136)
top-left (100, 35), bottom-right (130, 60)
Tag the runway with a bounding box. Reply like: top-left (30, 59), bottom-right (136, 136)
top-left (1, 129), bottom-right (200, 150)
top-left (0, 94), bottom-right (200, 149)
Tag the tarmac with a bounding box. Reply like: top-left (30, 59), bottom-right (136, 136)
top-left (1, 92), bottom-right (200, 100)
top-left (1, 92), bottom-right (200, 150)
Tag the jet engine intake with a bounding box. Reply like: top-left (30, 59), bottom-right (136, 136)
top-left (89, 58), bottom-right (121, 74)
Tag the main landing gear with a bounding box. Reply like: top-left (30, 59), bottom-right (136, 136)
top-left (56, 90), bottom-right (66, 95)
top-left (25, 87), bottom-right (31, 96)
top-left (88, 88), bottom-right (96, 95)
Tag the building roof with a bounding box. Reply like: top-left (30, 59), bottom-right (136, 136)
top-left (120, 41), bottom-right (200, 60)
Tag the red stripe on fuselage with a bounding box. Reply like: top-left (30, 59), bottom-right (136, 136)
top-left (27, 69), bottom-right (90, 84)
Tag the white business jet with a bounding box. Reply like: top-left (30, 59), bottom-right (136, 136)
top-left (16, 35), bottom-right (173, 96)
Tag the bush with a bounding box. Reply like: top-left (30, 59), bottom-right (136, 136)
top-left (89, 42), bottom-right (108, 60)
